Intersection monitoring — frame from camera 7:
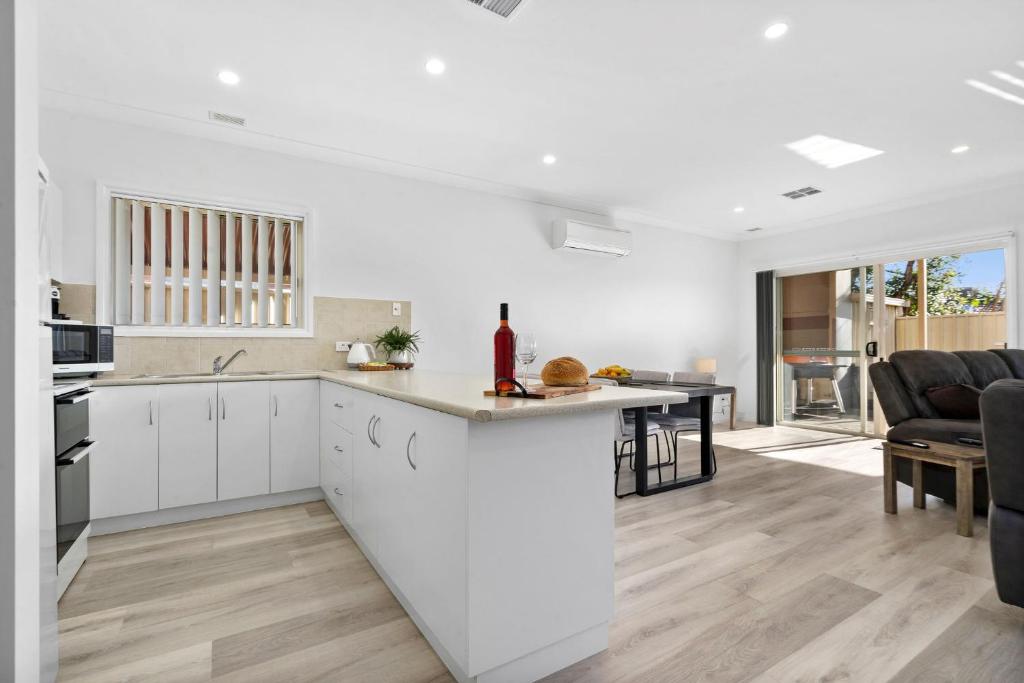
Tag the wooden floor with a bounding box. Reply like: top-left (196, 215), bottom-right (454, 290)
top-left (59, 426), bottom-right (1024, 682)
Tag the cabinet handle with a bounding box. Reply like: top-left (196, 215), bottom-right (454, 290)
top-left (333, 402), bottom-right (344, 409)
top-left (334, 445), bottom-right (344, 452)
top-left (406, 431), bottom-right (417, 470)
top-left (208, 397), bottom-right (212, 421)
top-left (367, 415), bottom-right (375, 445)
top-left (373, 416), bottom-right (381, 448)
top-left (148, 400), bottom-right (153, 426)
top-left (333, 487), bottom-right (343, 496)
top-left (221, 396), bottom-right (226, 420)
top-left (274, 395), bottom-right (279, 417)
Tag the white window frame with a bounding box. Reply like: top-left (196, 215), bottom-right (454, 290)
top-left (95, 181), bottom-right (315, 337)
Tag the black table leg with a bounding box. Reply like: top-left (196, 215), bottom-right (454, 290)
top-left (632, 406), bottom-right (649, 496)
top-left (700, 394), bottom-right (713, 477)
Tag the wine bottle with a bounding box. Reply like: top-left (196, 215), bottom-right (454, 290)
top-left (494, 303), bottom-right (516, 392)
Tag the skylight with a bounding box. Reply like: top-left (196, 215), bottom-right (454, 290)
top-left (785, 135), bottom-right (885, 169)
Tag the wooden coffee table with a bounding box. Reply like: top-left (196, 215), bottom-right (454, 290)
top-left (883, 440), bottom-right (986, 537)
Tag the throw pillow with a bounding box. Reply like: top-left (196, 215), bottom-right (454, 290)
top-left (925, 383), bottom-right (982, 420)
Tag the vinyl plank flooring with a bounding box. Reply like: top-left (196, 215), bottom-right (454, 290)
top-left (60, 428), bottom-right (1024, 683)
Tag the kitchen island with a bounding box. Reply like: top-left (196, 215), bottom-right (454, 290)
top-left (89, 369), bottom-right (688, 682)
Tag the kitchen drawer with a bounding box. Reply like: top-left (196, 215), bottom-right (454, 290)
top-left (321, 457), bottom-right (352, 523)
top-left (320, 380), bottom-right (355, 433)
top-left (321, 420), bottom-right (353, 477)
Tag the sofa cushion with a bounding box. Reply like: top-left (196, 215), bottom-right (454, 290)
top-left (954, 350), bottom-right (1013, 388)
top-left (889, 350), bottom-right (974, 419)
top-left (925, 384), bottom-right (982, 419)
top-left (887, 417), bottom-right (981, 445)
top-left (992, 349), bottom-right (1024, 379)
top-left (981, 379), bottom-right (1024, 514)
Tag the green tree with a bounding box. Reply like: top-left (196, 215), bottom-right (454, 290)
top-left (854, 255), bottom-right (998, 315)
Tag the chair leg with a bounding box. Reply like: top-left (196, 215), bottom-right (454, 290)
top-left (672, 430), bottom-right (679, 479)
top-left (832, 377), bottom-right (846, 414)
top-left (628, 440), bottom-right (635, 472)
top-left (655, 435), bottom-right (662, 484)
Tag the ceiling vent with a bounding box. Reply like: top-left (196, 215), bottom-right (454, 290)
top-left (208, 111), bottom-right (246, 127)
top-left (781, 186), bottom-right (822, 199)
top-left (467, 0), bottom-right (525, 19)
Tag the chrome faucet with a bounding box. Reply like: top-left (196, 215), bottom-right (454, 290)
top-left (213, 349), bottom-right (247, 375)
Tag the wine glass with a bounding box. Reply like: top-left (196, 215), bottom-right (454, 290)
top-left (515, 332), bottom-right (538, 387)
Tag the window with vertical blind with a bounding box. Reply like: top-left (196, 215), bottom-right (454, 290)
top-left (109, 195), bottom-right (304, 331)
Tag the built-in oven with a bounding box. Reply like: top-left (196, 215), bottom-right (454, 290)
top-left (52, 323), bottom-right (114, 377)
top-left (54, 383), bottom-right (93, 566)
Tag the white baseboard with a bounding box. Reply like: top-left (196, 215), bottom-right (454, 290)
top-left (90, 488), bottom-right (324, 535)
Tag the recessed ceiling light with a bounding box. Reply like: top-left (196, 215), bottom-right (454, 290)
top-left (542, 154), bottom-right (557, 165)
top-left (951, 145), bottom-right (970, 154)
top-left (733, 206), bottom-right (745, 213)
top-left (217, 70), bottom-right (240, 86)
top-left (764, 23), bottom-right (789, 39)
top-left (785, 134), bottom-right (885, 169)
top-left (425, 58), bottom-right (446, 75)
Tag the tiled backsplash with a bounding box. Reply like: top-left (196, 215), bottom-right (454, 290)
top-left (57, 284), bottom-right (412, 376)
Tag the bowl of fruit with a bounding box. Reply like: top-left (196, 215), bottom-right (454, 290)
top-left (593, 365), bottom-right (632, 380)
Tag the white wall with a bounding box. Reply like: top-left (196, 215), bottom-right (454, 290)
top-left (735, 183), bottom-right (1024, 420)
top-left (1, 0), bottom-right (42, 680)
top-left (41, 109), bottom-right (741, 384)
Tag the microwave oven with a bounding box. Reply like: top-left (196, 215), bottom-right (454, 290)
top-left (51, 323), bottom-right (114, 377)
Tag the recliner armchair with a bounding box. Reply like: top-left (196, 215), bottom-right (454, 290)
top-left (980, 379), bottom-right (1024, 607)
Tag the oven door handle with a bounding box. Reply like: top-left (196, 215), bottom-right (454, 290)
top-left (57, 440), bottom-right (95, 466)
top-left (56, 390), bottom-right (93, 404)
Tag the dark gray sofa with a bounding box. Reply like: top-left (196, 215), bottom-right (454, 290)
top-left (869, 349), bottom-right (1024, 510)
top-left (980, 379), bottom-right (1024, 607)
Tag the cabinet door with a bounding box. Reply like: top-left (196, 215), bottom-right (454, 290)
top-left (270, 380), bottom-right (319, 493)
top-left (218, 381), bottom-right (270, 501)
top-left (408, 406), bottom-right (468, 656)
top-left (351, 394), bottom-right (380, 554)
top-left (377, 400), bottom-right (417, 599)
top-left (158, 383), bottom-right (218, 509)
top-left (89, 385), bottom-right (159, 519)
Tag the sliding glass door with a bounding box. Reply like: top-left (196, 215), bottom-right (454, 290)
top-left (774, 247), bottom-right (1008, 437)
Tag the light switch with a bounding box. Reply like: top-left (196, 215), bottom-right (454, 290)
top-left (392, 302), bottom-right (402, 316)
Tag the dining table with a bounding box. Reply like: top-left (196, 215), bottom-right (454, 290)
top-left (612, 379), bottom-right (736, 496)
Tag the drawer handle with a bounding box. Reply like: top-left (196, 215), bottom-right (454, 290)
top-left (406, 431), bottom-right (417, 470)
top-left (333, 487), bottom-right (343, 496)
top-left (333, 445), bottom-right (344, 452)
top-left (367, 415), bottom-right (376, 446)
top-left (372, 416), bottom-right (381, 448)
top-left (333, 402), bottom-right (344, 409)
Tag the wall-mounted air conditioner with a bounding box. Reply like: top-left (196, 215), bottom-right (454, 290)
top-left (552, 219), bottom-right (632, 257)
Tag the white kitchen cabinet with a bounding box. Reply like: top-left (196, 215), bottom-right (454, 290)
top-left (89, 385), bottom-right (159, 519)
top-left (373, 398), bottom-right (418, 599)
top-left (158, 383), bottom-right (218, 509)
top-left (270, 379), bottom-right (319, 493)
top-left (218, 380), bottom-right (270, 500)
top-left (350, 393), bottom-right (382, 556)
top-left (319, 380), bottom-right (354, 433)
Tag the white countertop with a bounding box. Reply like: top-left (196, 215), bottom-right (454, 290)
top-left (90, 369), bottom-right (688, 422)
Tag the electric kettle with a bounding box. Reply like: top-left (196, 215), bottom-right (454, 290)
top-left (347, 342), bottom-right (375, 367)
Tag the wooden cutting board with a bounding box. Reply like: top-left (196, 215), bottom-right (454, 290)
top-left (484, 384), bottom-right (602, 399)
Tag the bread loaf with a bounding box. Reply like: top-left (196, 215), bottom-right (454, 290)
top-left (541, 356), bottom-right (589, 387)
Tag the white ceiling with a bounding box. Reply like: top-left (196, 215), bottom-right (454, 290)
top-left (39, 0), bottom-right (1024, 239)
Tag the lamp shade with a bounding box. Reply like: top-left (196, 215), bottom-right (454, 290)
top-left (695, 357), bottom-right (717, 374)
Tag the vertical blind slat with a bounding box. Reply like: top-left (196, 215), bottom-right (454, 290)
top-left (188, 207), bottom-right (202, 326)
top-left (149, 203), bottom-right (165, 325)
top-left (240, 214), bottom-right (253, 327)
top-left (257, 216), bottom-right (269, 327)
top-left (114, 198), bottom-right (130, 325)
top-left (224, 212), bottom-right (235, 326)
top-left (170, 206), bottom-right (184, 326)
top-left (207, 210), bottom-right (220, 327)
top-left (130, 201), bottom-right (145, 324)
top-left (274, 220), bottom-right (285, 326)
top-left (290, 221), bottom-right (298, 327)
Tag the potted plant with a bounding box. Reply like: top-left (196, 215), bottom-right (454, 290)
top-left (373, 326), bottom-right (422, 368)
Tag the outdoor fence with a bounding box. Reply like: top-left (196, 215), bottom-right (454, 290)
top-left (895, 312), bottom-right (1006, 352)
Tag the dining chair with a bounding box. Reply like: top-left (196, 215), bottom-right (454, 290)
top-left (590, 377), bottom-right (662, 497)
top-left (656, 369), bottom-right (719, 476)
top-left (630, 370), bottom-right (680, 473)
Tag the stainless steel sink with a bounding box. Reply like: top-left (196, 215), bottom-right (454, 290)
top-left (132, 372), bottom-right (217, 379)
top-left (132, 370), bottom-right (310, 379)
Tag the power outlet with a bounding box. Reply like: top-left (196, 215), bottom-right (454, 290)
top-left (392, 302), bottom-right (402, 316)
top-left (335, 341), bottom-right (351, 352)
